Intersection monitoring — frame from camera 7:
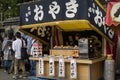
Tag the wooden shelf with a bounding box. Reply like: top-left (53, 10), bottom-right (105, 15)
top-left (29, 56), bottom-right (105, 64)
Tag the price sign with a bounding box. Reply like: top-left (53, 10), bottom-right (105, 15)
top-left (39, 58), bottom-right (44, 75)
top-left (59, 56), bottom-right (65, 77)
top-left (70, 59), bottom-right (77, 79)
top-left (49, 56), bottom-right (55, 76)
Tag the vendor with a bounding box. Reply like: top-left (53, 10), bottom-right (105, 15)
top-left (74, 34), bottom-right (80, 47)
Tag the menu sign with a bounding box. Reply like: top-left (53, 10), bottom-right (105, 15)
top-left (70, 59), bottom-right (77, 79)
top-left (39, 58), bottom-right (44, 75)
top-left (49, 56), bottom-right (55, 76)
top-left (59, 56), bottom-right (65, 77)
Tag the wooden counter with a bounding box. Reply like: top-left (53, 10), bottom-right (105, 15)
top-left (29, 57), bottom-right (105, 80)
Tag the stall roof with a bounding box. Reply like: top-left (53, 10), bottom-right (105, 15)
top-left (19, 20), bottom-right (97, 45)
top-left (19, 20), bottom-right (92, 31)
top-left (19, 19), bottom-right (114, 45)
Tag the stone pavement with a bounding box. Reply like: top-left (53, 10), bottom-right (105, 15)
top-left (0, 69), bottom-right (29, 80)
top-left (0, 69), bottom-right (50, 80)
top-left (0, 69), bottom-right (13, 80)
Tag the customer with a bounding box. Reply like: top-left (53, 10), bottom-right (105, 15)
top-left (0, 35), bottom-right (3, 68)
top-left (22, 35), bottom-right (32, 72)
top-left (23, 35), bottom-right (32, 72)
top-left (28, 38), bottom-right (37, 76)
top-left (2, 34), bottom-right (13, 73)
top-left (12, 32), bottom-right (26, 79)
top-left (8, 36), bottom-right (16, 74)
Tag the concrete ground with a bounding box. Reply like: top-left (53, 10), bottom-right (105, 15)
top-left (0, 69), bottom-right (29, 80)
top-left (0, 69), bottom-right (50, 80)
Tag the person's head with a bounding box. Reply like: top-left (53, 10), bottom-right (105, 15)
top-left (4, 33), bottom-right (7, 38)
top-left (75, 34), bottom-right (80, 40)
top-left (15, 32), bottom-right (21, 38)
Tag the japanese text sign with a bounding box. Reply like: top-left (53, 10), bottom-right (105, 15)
top-left (39, 58), bottom-right (44, 75)
top-left (70, 59), bottom-right (77, 79)
top-left (59, 56), bottom-right (65, 77)
top-left (32, 42), bottom-right (42, 57)
top-left (20, 0), bottom-right (116, 43)
top-left (21, 26), bottom-right (52, 44)
top-left (20, 0), bottom-right (88, 25)
top-left (88, 0), bottom-right (115, 43)
top-left (49, 56), bottom-right (55, 76)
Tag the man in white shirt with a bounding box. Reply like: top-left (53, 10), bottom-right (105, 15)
top-left (12, 32), bottom-right (26, 79)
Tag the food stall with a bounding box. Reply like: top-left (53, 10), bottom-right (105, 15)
top-left (19, 0), bottom-right (116, 80)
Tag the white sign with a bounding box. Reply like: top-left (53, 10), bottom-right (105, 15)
top-left (70, 59), bottom-right (77, 79)
top-left (65, 0), bottom-right (79, 18)
top-left (78, 39), bottom-right (88, 53)
top-left (48, 1), bottom-right (60, 19)
top-left (34, 5), bottom-right (44, 21)
top-left (49, 57), bottom-right (55, 76)
top-left (39, 58), bottom-right (44, 75)
top-left (59, 56), bottom-right (65, 77)
top-left (111, 2), bottom-right (120, 22)
top-left (32, 42), bottom-right (42, 57)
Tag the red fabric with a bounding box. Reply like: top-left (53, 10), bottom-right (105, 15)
top-left (110, 0), bottom-right (120, 2)
top-left (105, 2), bottom-right (120, 26)
top-left (106, 41), bottom-right (111, 54)
top-left (53, 27), bottom-right (58, 46)
top-left (112, 34), bottom-right (118, 60)
top-left (52, 27), bottom-right (60, 47)
top-left (106, 34), bottom-right (118, 60)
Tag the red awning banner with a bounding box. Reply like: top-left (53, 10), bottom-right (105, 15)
top-left (110, 0), bottom-right (120, 2)
top-left (105, 2), bottom-right (120, 26)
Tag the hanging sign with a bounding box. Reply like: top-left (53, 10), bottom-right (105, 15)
top-left (105, 2), bottom-right (120, 26)
top-left (78, 39), bottom-right (88, 53)
top-left (110, 2), bottom-right (120, 23)
top-left (70, 59), bottom-right (77, 79)
top-left (20, 0), bottom-right (115, 43)
top-left (20, 0), bottom-right (88, 25)
top-left (88, 0), bottom-right (115, 43)
top-left (49, 56), bottom-right (55, 76)
top-left (39, 57), bottom-right (44, 75)
top-left (20, 26), bottom-right (52, 44)
top-left (58, 56), bottom-right (65, 77)
top-left (32, 42), bottom-right (42, 57)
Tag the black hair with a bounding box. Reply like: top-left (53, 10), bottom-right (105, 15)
top-left (15, 32), bottom-right (21, 38)
top-left (75, 33), bottom-right (80, 38)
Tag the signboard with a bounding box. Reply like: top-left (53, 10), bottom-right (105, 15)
top-left (78, 39), bottom-right (88, 53)
top-left (20, 0), bottom-right (115, 43)
top-left (70, 59), bottom-right (77, 79)
top-left (105, 2), bottom-right (120, 26)
top-left (110, 2), bottom-right (120, 23)
top-left (20, 26), bottom-right (52, 44)
top-left (88, 0), bottom-right (115, 43)
top-left (39, 58), bottom-right (44, 75)
top-left (59, 56), bottom-right (65, 77)
top-left (20, 0), bottom-right (88, 25)
top-left (31, 41), bottom-right (42, 57)
top-left (49, 56), bottom-right (55, 76)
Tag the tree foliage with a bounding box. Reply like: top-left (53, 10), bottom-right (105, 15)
top-left (0, 0), bottom-right (19, 20)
